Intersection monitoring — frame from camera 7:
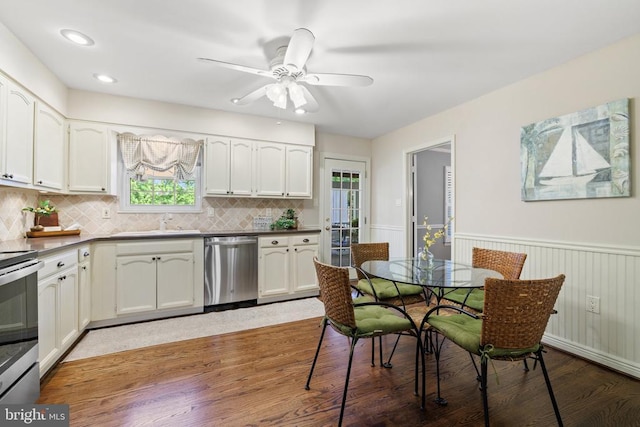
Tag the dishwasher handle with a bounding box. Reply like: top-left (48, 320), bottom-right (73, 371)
top-left (205, 237), bottom-right (258, 246)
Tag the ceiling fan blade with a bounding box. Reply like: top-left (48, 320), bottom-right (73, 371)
top-left (302, 72), bottom-right (373, 87)
top-left (233, 85), bottom-right (267, 105)
top-left (299, 86), bottom-right (319, 112)
top-left (283, 28), bottom-right (315, 73)
top-left (197, 57), bottom-right (273, 78)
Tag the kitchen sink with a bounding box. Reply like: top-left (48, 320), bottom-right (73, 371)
top-left (111, 229), bottom-right (201, 237)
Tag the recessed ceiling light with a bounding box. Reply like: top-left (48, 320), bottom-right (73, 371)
top-left (231, 98), bottom-right (239, 104)
top-left (295, 108), bottom-right (306, 115)
top-left (93, 73), bottom-right (117, 84)
top-left (60, 29), bottom-right (94, 46)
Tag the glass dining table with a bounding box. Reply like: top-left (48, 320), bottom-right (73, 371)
top-left (360, 258), bottom-right (503, 304)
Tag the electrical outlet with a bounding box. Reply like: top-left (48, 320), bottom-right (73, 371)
top-left (586, 295), bottom-right (600, 314)
top-left (101, 207), bottom-right (111, 219)
top-left (207, 207), bottom-right (215, 217)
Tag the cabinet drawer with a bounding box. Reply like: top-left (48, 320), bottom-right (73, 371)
top-left (291, 234), bottom-right (318, 246)
top-left (40, 250), bottom-right (78, 280)
top-left (259, 236), bottom-right (289, 248)
top-left (78, 246), bottom-right (91, 262)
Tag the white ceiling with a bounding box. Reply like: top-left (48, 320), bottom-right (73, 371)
top-left (1, 1), bottom-right (640, 139)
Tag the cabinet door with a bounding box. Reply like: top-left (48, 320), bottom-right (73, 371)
top-left (34, 102), bottom-right (65, 190)
top-left (68, 122), bottom-right (109, 193)
top-left (204, 137), bottom-right (230, 195)
top-left (38, 276), bottom-right (60, 376)
top-left (258, 247), bottom-right (289, 296)
top-left (229, 139), bottom-right (254, 196)
top-left (2, 80), bottom-right (34, 184)
top-left (291, 244), bottom-right (319, 292)
top-left (58, 267), bottom-right (79, 351)
top-left (255, 142), bottom-right (286, 197)
top-left (286, 145), bottom-right (313, 198)
top-left (78, 261), bottom-right (91, 330)
top-left (156, 252), bottom-right (194, 310)
top-left (116, 254), bottom-right (157, 315)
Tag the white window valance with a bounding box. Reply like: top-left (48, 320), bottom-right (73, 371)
top-left (118, 132), bottom-right (203, 180)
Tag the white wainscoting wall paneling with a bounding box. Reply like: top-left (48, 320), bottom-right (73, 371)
top-left (455, 233), bottom-right (640, 379)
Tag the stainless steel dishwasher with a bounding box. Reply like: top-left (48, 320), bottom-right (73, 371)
top-left (204, 236), bottom-right (258, 309)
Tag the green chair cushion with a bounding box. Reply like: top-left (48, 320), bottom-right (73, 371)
top-left (444, 288), bottom-right (485, 312)
top-left (331, 305), bottom-right (412, 337)
top-left (356, 278), bottom-right (423, 300)
top-left (428, 314), bottom-right (540, 358)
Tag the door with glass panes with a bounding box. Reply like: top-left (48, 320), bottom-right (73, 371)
top-left (322, 159), bottom-right (367, 267)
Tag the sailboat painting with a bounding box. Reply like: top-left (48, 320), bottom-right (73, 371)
top-left (521, 99), bottom-right (630, 201)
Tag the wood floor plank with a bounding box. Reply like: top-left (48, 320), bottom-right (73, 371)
top-left (39, 317), bottom-right (640, 426)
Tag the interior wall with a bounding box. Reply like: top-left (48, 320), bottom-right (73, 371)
top-left (0, 22), bottom-right (68, 114)
top-left (370, 33), bottom-right (640, 378)
top-left (372, 33), bottom-right (639, 247)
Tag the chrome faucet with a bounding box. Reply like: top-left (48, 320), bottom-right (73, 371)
top-left (159, 213), bottom-right (172, 231)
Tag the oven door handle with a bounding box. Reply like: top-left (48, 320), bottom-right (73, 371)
top-left (0, 261), bottom-right (44, 287)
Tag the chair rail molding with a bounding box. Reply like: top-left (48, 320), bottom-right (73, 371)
top-left (454, 232), bottom-right (640, 379)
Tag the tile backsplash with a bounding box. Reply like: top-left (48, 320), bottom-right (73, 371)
top-left (0, 187), bottom-right (304, 241)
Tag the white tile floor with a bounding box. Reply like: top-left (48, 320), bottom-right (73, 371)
top-left (64, 298), bottom-right (324, 362)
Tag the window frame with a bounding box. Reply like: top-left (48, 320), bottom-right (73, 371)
top-left (117, 148), bottom-right (202, 214)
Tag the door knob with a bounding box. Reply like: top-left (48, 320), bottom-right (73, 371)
top-left (325, 226), bottom-right (330, 231)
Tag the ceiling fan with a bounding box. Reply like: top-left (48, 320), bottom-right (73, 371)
top-left (198, 28), bottom-right (373, 112)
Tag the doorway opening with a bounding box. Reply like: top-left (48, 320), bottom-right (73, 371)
top-left (405, 137), bottom-right (454, 259)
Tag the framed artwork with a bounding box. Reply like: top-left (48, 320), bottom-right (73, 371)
top-left (520, 98), bottom-right (630, 201)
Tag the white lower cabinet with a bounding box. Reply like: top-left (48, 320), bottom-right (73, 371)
top-left (90, 238), bottom-right (203, 327)
top-left (116, 251), bottom-right (194, 315)
top-left (37, 249), bottom-right (79, 376)
top-left (258, 233), bottom-right (319, 303)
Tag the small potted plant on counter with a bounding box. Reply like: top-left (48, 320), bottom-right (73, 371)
top-left (22, 199), bottom-right (58, 231)
top-left (270, 209), bottom-right (298, 230)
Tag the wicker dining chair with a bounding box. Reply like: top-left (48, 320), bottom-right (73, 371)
top-left (305, 257), bottom-right (425, 426)
top-left (426, 274), bottom-right (565, 427)
top-left (443, 247), bottom-right (527, 312)
top-left (351, 242), bottom-right (426, 307)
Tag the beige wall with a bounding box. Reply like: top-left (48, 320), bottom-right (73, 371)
top-left (0, 23), bottom-right (68, 114)
top-left (370, 33), bottom-right (640, 378)
top-left (68, 90), bottom-right (315, 146)
top-left (372, 33), bottom-right (639, 248)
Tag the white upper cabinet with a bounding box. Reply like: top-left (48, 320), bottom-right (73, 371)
top-left (0, 76), bottom-right (35, 185)
top-left (255, 142), bottom-right (286, 197)
top-left (68, 121), bottom-right (110, 193)
top-left (285, 145), bottom-right (313, 198)
top-left (204, 137), bottom-right (254, 196)
top-left (33, 102), bottom-right (65, 190)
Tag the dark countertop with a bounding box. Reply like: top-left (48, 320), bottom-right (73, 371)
top-left (0, 228), bottom-right (321, 256)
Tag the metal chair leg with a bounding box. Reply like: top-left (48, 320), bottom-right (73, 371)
top-left (469, 352), bottom-right (482, 383)
top-left (431, 332), bottom-right (448, 406)
top-left (537, 350), bottom-right (563, 427)
top-left (305, 318), bottom-right (328, 390)
top-left (481, 358), bottom-right (490, 427)
top-left (338, 337), bottom-right (359, 427)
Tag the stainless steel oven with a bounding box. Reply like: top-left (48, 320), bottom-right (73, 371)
top-left (0, 250), bottom-right (43, 404)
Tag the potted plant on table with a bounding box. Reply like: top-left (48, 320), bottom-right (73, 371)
top-left (22, 199), bottom-right (58, 231)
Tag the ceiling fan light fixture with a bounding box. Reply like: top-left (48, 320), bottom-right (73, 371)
top-left (288, 82), bottom-right (307, 108)
top-left (266, 83), bottom-right (289, 109)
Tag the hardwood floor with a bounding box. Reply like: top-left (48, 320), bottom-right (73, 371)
top-left (40, 317), bottom-right (640, 426)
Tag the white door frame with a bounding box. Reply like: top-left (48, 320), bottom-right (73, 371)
top-left (402, 135), bottom-right (456, 257)
top-left (318, 152), bottom-right (371, 264)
